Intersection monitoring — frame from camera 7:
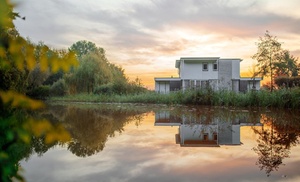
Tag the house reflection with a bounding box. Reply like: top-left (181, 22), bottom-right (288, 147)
top-left (155, 110), bottom-right (261, 147)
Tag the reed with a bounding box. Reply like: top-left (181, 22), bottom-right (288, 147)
top-left (50, 88), bottom-right (300, 109)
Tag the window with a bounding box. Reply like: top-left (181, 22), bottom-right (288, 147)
top-left (203, 63), bottom-right (208, 71)
top-left (213, 63), bottom-right (218, 71)
top-left (203, 133), bottom-right (209, 141)
top-left (213, 133), bottom-right (218, 141)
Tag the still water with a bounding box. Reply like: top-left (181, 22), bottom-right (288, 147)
top-left (21, 102), bottom-right (300, 182)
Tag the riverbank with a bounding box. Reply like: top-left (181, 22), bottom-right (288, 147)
top-left (49, 88), bottom-right (300, 109)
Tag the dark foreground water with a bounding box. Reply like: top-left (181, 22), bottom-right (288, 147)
top-left (20, 102), bottom-right (300, 182)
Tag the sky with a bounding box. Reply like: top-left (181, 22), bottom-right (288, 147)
top-left (13, 0), bottom-right (300, 89)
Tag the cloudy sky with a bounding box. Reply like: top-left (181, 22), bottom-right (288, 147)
top-left (13, 0), bottom-right (300, 89)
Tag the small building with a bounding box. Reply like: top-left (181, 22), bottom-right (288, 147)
top-left (155, 57), bottom-right (262, 94)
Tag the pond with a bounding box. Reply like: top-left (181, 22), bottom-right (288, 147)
top-left (20, 102), bottom-right (300, 182)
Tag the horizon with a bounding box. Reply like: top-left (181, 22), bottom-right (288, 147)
top-left (13, 0), bottom-right (300, 89)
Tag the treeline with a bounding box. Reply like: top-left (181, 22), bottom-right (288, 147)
top-left (2, 40), bottom-right (147, 99)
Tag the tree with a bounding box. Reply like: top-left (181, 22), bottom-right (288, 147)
top-left (65, 51), bottom-right (112, 93)
top-left (274, 50), bottom-right (299, 77)
top-left (252, 31), bottom-right (283, 91)
top-left (69, 40), bottom-right (106, 59)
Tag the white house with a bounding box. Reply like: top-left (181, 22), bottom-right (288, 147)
top-left (155, 57), bottom-right (262, 94)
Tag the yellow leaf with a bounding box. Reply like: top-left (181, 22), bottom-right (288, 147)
top-left (51, 57), bottom-right (59, 73)
top-left (45, 133), bottom-right (55, 144)
top-left (25, 45), bottom-right (36, 70)
top-left (40, 55), bottom-right (48, 72)
top-left (0, 90), bottom-right (45, 110)
top-left (0, 47), bottom-right (5, 57)
top-left (15, 55), bottom-right (24, 70)
top-left (19, 132), bottom-right (31, 144)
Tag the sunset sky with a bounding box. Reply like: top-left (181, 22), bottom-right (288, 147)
top-left (13, 0), bottom-right (300, 89)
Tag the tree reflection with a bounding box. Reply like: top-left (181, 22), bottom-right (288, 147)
top-left (252, 109), bottom-right (300, 176)
top-left (49, 104), bottom-right (147, 157)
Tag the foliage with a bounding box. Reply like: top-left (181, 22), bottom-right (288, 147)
top-left (93, 83), bottom-right (114, 95)
top-left (274, 50), bottom-right (299, 77)
top-left (252, 30), bottom-right (282, 91)
top-left (0, 1), bottom-right (77, 181)
top-left (69, 40), bottom-right (106, 59)
top-left (275, 76), bottom-right (300, 88)
top-left (26, 85), bottom-right (50, 99)
top-left (93, 77), bottom-right (146, 95)
top-left (66, 41), bottom-right (146, 95)
top-left (26, 65), bottom-right (49, 92)
top-left (252, 31), bottom-right (300, 92)
top-left (42, 69), bottom-right (63, 86)
top-left (50, 79), bottom-right (67, 96)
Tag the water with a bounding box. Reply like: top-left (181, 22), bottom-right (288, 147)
top-left (20, 102), bottom-right (300, 182)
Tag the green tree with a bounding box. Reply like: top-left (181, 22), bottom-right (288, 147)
top-left (67, 40), bottom-right (147, 95)
top-left (252, 31), bottom-right (283, 91)
top-left (274, 50), bottom-right (299, 77)
top-left (69, 40), bottom-right (106, 59)
top-left (65, 51), bottom-right (112, 93)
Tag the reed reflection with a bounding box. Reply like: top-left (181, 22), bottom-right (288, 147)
top-left (154, 107), bottom-right (300, 176)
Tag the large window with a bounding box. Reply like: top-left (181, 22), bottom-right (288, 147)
top-left (203, 63), bottom-right (208, 71)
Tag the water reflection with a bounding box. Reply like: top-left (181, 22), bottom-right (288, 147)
top-left (155, 108), bottom-right (262, 147)
top-left (154, 107), bottom-right (300, 176)
top-left (251, 110), bottom-right (300, 176)
top-left (24, 103), bottom-right (300, 179)
top-left (37, 103), bottom-right (148, 157)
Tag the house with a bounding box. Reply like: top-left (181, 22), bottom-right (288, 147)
top-left (155, 57), bottom-right (262, 94)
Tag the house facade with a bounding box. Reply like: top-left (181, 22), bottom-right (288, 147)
top-left (155, 57), bottom-right (262, 94)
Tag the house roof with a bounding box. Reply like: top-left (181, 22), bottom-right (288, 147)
top-left (154, 77), bottom-right (181, 81)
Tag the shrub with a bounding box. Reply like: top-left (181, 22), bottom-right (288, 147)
top-left (26, 85), bottom-right (50, 99)
top-left (275, 76), bottom-right (300, 88)
top-left (94, 83), bottom-right (114, 95)
top-left (50, 79), bottom-right (67, 96)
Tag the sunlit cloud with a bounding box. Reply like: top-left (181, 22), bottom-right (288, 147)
top-left (13, 0), bottom-right (300, 89)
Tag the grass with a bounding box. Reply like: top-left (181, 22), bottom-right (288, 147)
top-left (50, 88), bottom-right (300, 109)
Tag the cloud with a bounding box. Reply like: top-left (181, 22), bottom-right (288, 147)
top-left (14, 0), bottom-right (300, 49)
top-left (13, 0), bottom-right (300, 89)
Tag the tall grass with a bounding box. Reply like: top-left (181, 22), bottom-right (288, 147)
top-left (50, 88), bottom-right (300, 109)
